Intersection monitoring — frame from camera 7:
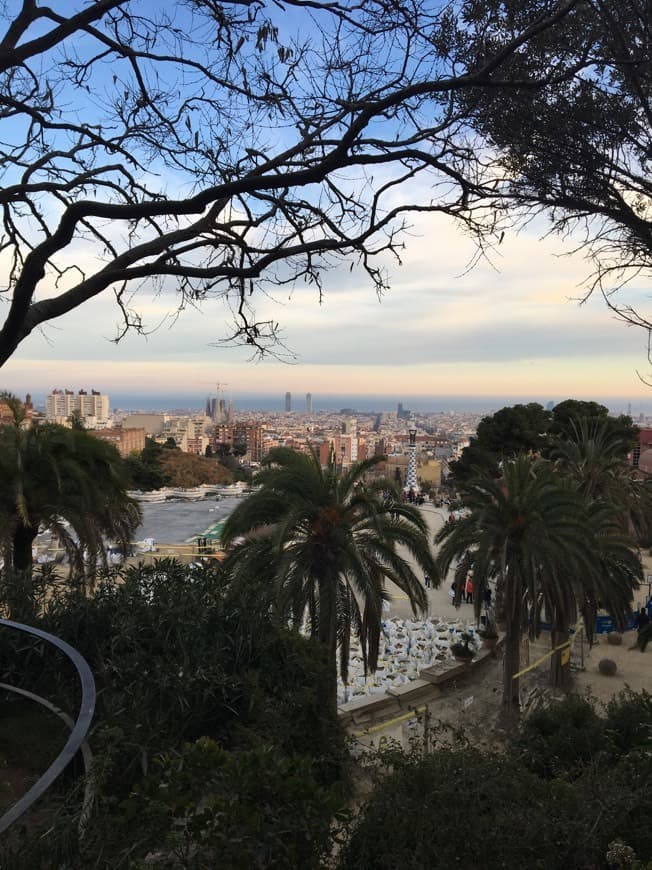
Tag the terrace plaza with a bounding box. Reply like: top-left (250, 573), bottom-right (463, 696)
top-left (348, 503), bottom-right (652, 746)
top-left (134, 497), bottom-right (651, 742)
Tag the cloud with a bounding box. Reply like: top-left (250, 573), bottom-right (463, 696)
top-left (5, 209), bottom-right (652, 404)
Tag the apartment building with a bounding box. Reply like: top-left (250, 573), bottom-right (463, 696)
top-left (90, 427), bottom-right (146, 457)
top-left (46, 388), bottom-right (109, 426)
top-left (214, 422), bottom-right (266, 462)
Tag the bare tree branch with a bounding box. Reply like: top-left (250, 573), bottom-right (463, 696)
top-left (2, 0), bottom-right (643, 366)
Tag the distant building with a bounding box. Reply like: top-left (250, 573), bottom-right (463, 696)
top-left (46, 388), bottom-right (109, 426)
top-left (205, 396), bottom-right (231, 424)
top-left (306, 392), bottom-right (312, 413)
top-left (0, 393), bottom-right (33, 426)
top-left (632, 428), bottom-right (652, 469)
top-left (0, 400), bottom-right (13, 425)
top-left (385, 453), bottom-right (408, 486)
top-left (374, 438), bottom-right (387, 456)
top-left (90, 427), bottom-right (146, 457)
top-left (214, 422), bottom-right (265, 462)
top-left (160, 415), bottom-right (212, 454)
top-left (123, 413), bottom-right (166, 436)
top-left (318, 431), bottom-right (359, 468)
top-left (285, 392), bottom-right (292, 413)
top-left (433, 439), bottom-right (455, 460)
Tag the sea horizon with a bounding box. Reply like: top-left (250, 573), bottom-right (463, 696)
top-left (23, 390), bottom-right (651, 417)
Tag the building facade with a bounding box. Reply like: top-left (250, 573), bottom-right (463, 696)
top-left (214, 422), bottom-right (265, 462)
top-left (89, 427), bottom-right (146, 457)
top-left (46, 388), bottom-right (109, 425)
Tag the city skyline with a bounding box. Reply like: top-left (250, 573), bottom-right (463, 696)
top-left (3, 211), bottom-right (652, 407)
top-left (14, 389), bottom-right (652, 419)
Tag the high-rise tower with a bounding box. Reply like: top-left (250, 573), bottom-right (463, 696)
top-left (285, 392), bottom-right (292, 412)
top-left (306, 392), bottom-right (312, 413)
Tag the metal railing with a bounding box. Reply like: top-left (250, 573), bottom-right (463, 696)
top-left (0, 619), bottom-right (96, 835)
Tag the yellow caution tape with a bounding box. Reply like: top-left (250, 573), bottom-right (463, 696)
top-left (512, 618), bottom-right (583, 679)
top-left (351, 705), bottom-right (426, 737)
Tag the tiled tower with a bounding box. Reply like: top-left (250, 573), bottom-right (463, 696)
top-left (404, 421), bottom-right (418, 492)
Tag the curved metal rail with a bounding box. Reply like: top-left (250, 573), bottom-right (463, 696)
top-left (0, 618), bottom-right (96, 835)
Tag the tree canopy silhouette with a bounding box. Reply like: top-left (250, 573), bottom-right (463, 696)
top-left (0, 1), bottom-right (650, 366)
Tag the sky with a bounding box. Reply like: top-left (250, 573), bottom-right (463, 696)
top-left (2, 3), bottom-right (652, 416)
top-left (4, 208), bottom-right (652, 415)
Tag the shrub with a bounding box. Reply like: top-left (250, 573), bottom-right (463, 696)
top-left (340, 747), bottom-right (592, 869)
top-left (511, 695), bottom-right (608, 779)
top-left (605, 689), bottom-right (652, 753)
top-left (105, 739), bottom-right (347, 868)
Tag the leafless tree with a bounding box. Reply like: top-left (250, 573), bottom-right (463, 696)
top-left (0, 0), bottom-right (623, 367)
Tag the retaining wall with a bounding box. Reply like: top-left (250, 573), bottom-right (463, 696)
top-left (338, 641), bottom-right (502, 730)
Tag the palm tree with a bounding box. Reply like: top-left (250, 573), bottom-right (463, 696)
top-left (0, 397), bottom-right (141, 588)
top-left (546, 418), bottom-right (645, 686)
top-left (552, 417), bottom-right (652, 540)
top-left (435, 455), bottom-right (595, 721)
top-left (220, 447), bottom-right (436, 713)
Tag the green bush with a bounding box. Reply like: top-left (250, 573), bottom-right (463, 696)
top-left (511, 695), bottom-right (608, 778)
top-left (340, 747), bottom-right (592, 869)
top-left (0, 560), bottom-right (349, 865)
top-left (605, 688), bottom-right (652, 753)
top-left (106, 738), bottom-right (347, 869)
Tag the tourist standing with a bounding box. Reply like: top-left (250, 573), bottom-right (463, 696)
top-left (635, 606), bottom-right (650, 635)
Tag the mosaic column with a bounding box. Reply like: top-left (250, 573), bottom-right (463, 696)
top-left (404, 422), bottom-right (418, 492)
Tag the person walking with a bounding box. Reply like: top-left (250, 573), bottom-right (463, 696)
top-left (635, 606), bottom-right (650, 634)
top-left (465, 571), bottom-right (474, 604)
top-left (424, 573), bottom-right (431, 589)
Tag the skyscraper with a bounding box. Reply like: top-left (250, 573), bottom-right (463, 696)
top-left (285, 391), bottom-right (292, 412)
top-left (305, 392), bottom-right (312, 413)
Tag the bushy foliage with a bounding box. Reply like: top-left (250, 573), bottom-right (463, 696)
top-left (341, 705), bottom-right (652, 870)
top-left (349, 691), bottom-right (652, 868)
top-left (340, 746), bottom-right (589, 869)
top-left (158, 450), bottom-right (232, 488)
top-left (0, 560), bottom-right (347, 866)
top-left (512, 695), bottom-right (608, 778)
top-left (122, 438), bottom-right (171, 491)
top-left (103, 738), bottom-right (346, 869)
top-left (605, 689), bottom-right (652, 753)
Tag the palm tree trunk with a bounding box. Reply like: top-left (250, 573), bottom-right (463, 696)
top-left (317, 572), bottom-right (339, 717)
top-left (550, 628), bottom-right (571, 691)
top-left (500, 564), bottom-right (522, 723)
top-left (12, 523), bottom-right (39, 572)
top-left (502, 627), bottom-right (521, 722)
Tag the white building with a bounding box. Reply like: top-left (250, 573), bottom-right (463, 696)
top-left (45, 389), bottom-right (110, 427)
top-left (159, 415), bottom-right (212, 454)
